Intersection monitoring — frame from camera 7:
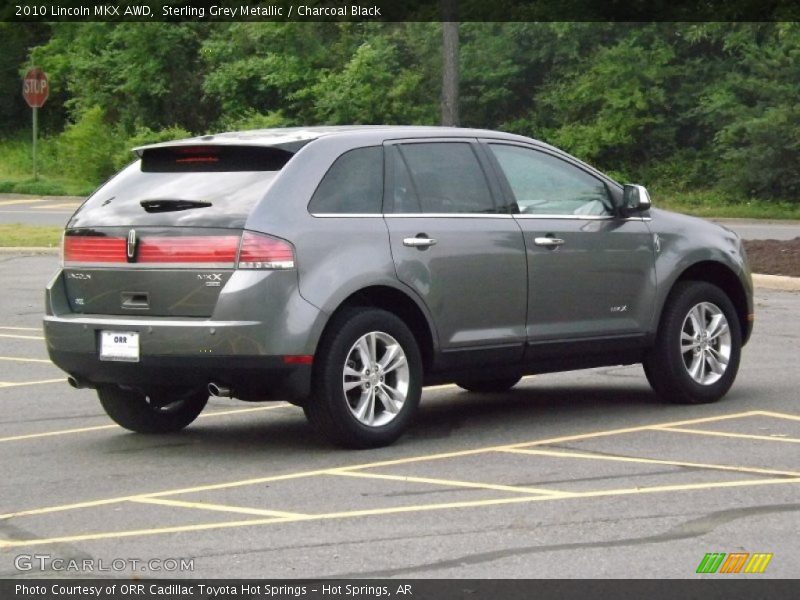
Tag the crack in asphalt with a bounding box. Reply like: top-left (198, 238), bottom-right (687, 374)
top-left (328, 503), bottom-right (800, 577)
top-left (0, 520), bottom-right (94, 578)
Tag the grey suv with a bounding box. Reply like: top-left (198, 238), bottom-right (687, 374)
top-left (44, 126), bottom-right (753, 447)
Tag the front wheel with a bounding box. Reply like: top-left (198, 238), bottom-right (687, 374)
top-left (305, 308), bottom-right (423, 448)
top-left (643, 281), bottom-right (742, 404)
top-left (97, 386), bottom-right (208, 433)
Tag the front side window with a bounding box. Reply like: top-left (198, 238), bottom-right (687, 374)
top-left (308, 146), bottom-right (383, 214)
top-left (490, 144), bottom-right (612, 216)
top-left (390, 142), bottom-right (496, 214)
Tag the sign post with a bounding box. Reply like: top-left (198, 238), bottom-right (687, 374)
top-left (22, 67), bottom-right (49, 181)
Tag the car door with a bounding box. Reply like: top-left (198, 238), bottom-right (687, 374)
top-left (383, 139), bottom-right (528, 367)
top-left (484, 141), bottom-right (656, 344)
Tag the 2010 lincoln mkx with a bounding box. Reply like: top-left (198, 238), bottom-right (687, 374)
top-left (44, 126), bottom-right (754, 448)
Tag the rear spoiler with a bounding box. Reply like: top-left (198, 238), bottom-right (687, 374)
top-left (132, 129), bottom-right (321, 158)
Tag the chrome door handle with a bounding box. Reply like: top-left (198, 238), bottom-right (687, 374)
top-left (403, 237), bottom-right (437, 248)
top-left (534, 237), bottom-right (565, 247)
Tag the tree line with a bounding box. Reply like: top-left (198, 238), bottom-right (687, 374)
top-left (1, 22), bottom-right (798, 200)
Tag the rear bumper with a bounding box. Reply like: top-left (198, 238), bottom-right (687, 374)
top-left (47, 345), bottom-right (311, 400)
top-left (44, 315), bottom-right (311, 400)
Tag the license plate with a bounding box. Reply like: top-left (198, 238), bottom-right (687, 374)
top-left (99, 331), bottom-right (140, 362)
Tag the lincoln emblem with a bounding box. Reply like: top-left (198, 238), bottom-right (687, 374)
top-left (127, 229), bottom-right (137, 261)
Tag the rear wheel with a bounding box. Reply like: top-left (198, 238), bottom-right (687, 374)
top-left (643, 281), bottom-right (741, 404)
top-left (97, 386), bottom-right (208, 433)
top-left (456, 376), bottom-right (522, 393)
top-left (305, 308), bottom-right (422, 448)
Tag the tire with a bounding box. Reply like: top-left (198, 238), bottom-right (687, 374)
top-left (643, 281), bottom-right (742, 405)
top-left (97, 386), bottom-right (208, 433)
top-left (456, 376), bottom-right (522, 393)
top-left (305, 307), bottom-right (423, 448)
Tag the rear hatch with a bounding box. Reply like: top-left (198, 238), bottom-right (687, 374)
top-left (63, 144), bottom-right (296, 317)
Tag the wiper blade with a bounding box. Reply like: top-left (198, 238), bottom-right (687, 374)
top-left (140, 199), bottom-right (212, 213)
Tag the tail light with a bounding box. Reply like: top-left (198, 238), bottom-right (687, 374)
top-left (63, 236), bottom-right (127, 263)
top-left (63, 231), bottom-right (295, 270)
top-left (237, 231), bottom-right (295, 270)
top-left (138, 236), bottom-right (239, 264)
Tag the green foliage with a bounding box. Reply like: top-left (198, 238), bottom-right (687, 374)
top-left (218, 110), bottom-right (292, 132)
top-left (201, 23), bottom-right (438, 126)
top-left (699, 24), bottom-right (800, 199)
top-left (6, 22), bottom-right (800, 203)
top-left (31, 23), bottom-right (215, 134)
top-left (0, 23), bottom-right (51, 133)
top-left (312, 35), bottom-right (436, 124)
top-left (57, 106), bottom-right (125, 183)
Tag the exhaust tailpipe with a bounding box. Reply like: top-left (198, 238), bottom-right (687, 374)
top-left (67, 375), bottom-right (93, 389)
top-left (208, 382), bottom-right (232, 398)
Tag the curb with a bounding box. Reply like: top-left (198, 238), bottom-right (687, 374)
top-left (751, 274), bottom-right (800, 291)
top-left (2, 247), bottom-right (799, 291)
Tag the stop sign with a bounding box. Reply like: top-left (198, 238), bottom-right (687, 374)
top-left (23, 67), bottom-right (49, 108)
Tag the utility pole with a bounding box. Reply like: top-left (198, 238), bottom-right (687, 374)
top-left (441, 1), bottom-right (459, 126)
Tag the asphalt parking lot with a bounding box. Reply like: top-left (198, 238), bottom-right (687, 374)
top-left (1, 252), bottom-right (798, 579)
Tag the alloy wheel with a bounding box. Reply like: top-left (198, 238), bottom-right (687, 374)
top-left (342, 331), bottom-right (410, 427)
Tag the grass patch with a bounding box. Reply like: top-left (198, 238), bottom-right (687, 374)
top-left (0, 137), bottom-right (96, 197)
top-left (0, 178), bottom-right (95, 196)
top-left (0, 224), bottom-right (62, 247)
top-left (652, 188), bottom-right (800, 220)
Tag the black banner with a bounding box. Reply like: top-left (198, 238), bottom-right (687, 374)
top-left (2, 580), bottom-right (796, 600)
top-left (3, 0), bottom-right (800, 23)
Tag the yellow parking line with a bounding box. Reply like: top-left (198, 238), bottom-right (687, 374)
top-left (195, 403), bottom-right (292, 418)
top-left (0, 404), bottom-right (291, 444)
top-left (1, 476), bottom-right (797, 549)
top-left (755, 410), bottom-right (800, 422)
top-left (0, 516), bottom-right (293, 548)
top-left (131, 497), bottom-right (308, 519)
top-left (506, 410), bottom-right (763, 450)
top-left (329, 469), bottom-right (563, 496)
top-left (0, 333), bottom-right (45, 340)
top-left (0, 409), bottom-right (761, 521)
top-left (656, 426), bottom-right (800, 444)
top-left (0, 468), bottom-right (333, 520)
top-left (0, 199), bottom-right (45, 206)
top-left (0, 378), bottom-right (64, 389)
top-left (0, 424), bottom-right (117, 442)
top-left (0, 326), bottom-right (41, 331)
top-left (315, 411), bottom-right (764, 477)
top-left (499, 448), bottom-right (800, 478)
top-left (0, 356), bottom-right (51, 364)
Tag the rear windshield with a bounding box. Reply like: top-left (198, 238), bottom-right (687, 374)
top-left (68, 146), bottom-right (294, 229)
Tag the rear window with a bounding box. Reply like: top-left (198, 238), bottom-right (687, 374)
top-left (68, 145), bottom-right (294, 229)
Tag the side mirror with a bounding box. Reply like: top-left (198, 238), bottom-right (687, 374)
top-left (622, 184), bottom-right (651, 213)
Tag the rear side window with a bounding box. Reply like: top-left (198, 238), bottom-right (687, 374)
top-left (390, 143), bottom-right (495, 214)
top-left (68, 145), bottom-right (295, 229)
top-left (308, 147), bottom-right (383, 214)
